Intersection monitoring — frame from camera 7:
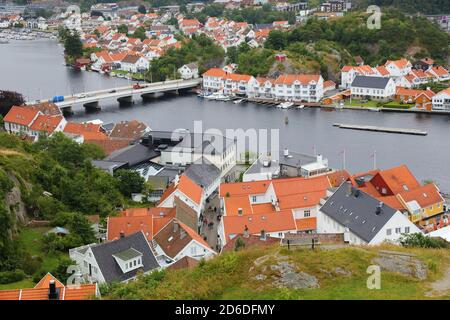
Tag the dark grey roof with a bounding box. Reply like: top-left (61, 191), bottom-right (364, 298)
top-left (254, 24), bottom-right (274, 30)
top-left (91, 231), bottom-right (159, 283)
top-left (155, 167), bottom-right (180, 181)
top-left (106, 143), bottom-right (160, 167)
top-left (91, 160), bottom-right (127, 171)
top-left (320, 182), bottom-right (397, 243)
top-left (351, 75), bottom-right (391, 89)
top-left (279, 150), bottom-right (317, 168)
top-left (184, 158), bottom-right (220, 189)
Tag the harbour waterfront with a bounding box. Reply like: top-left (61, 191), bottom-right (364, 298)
top-left (1, 39), bottom-right (450, 191)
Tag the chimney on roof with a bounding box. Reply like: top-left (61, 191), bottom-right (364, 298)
top-left (173, 220), bottom-right (179, 233)
top-left (375, 202), bottom-right (383, 215)
top-left (48, 280), bottom-right (58, 300)
top-left (243, 225), bottom-right (249, 238)
top-left (120, 231), bottom-right (125, 238)
top-left (346, 183), bottom-right (352, 196)
top-left (180, 228), bottom-right (186, 240)
top-left (260, 229), bottom-right (267, 241)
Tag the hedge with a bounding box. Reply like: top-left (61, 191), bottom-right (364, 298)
top-left (0, 269), bottom-right (26, 284)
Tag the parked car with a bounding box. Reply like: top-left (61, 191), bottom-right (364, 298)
top-left (109, 89), bottom-right (116, 93)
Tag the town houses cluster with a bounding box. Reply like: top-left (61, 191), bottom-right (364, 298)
top-left (340, 57), bottom-right (450, 110)
top-left (202, 68), bottom-right (328, 102)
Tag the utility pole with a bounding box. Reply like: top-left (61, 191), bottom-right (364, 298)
top-left (373, 150), bottom-right (377, 170)
top-left (342, 149), bottom-right (346, 170)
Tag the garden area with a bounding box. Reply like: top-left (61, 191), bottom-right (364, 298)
top-left (0, 226), bottom-right (69, 290)
top-left (344, 99), bottom-right (380, 108)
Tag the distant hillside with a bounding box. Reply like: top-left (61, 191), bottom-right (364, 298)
top-left (355, 0), bottom-right (450, 15)
top-left (103, 244), bottom-right (450, 299)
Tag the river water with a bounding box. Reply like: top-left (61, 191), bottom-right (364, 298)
top-left (1, 39), bottom-right (450, 191)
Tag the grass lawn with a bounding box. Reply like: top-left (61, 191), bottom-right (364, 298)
top-left (382, 101), bottom-right (414, 109)
top-left (105, 244), bottom-right (450, 300)
top-left (111, 70), bottom-right (129, 76)
top-left (344, 99), bottom-right (379, 108)
top-left (17, 227), bottom-right (68, 276)
top-left (0, 279), bottom-right (35, 290)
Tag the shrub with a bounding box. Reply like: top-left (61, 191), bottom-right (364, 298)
top-left (382, 102), bottom-right (413, 109)
top-left (0, 269), bottom-right (26, 284)
top-left (21, 254), bottom-right (43, 275)
top-left (400, 232), bottom-right (449, 249)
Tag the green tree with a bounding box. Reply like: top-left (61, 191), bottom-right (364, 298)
top-left (117, 24), bottom-right (128, 34)
top-left (133, 26), bottom-right (147, 41)
top-left (138, 5), bottom-right (147, 14)
top-left (114, 170), bottom-right (145, 197)
top-left (64, 31), bottom-right (83, 58)
top-left (265, 30), bottom-right (287, 50)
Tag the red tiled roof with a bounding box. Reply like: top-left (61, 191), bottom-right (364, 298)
top-left (107, 215), bottom-right (171, 241)
top-left (4, 106), bottom-right (40, 126)
top-left (223, 211), bottom-right (296, 241)
top-left (274, 74), bottom-right (321, 85)
top-left (29, 115), bottom-right (64, 133)
top-left (202, 68), bottom-right (227, 78)
top-left (178, 175), bottom-right (203, 205)
top-left (220, 180), bottom-right (271, 197)
top-left (295, 217), bottom-right (317, 231)
top-left (398, 183), bottom-right (444, 209)
top-left (0, 274), bottom-right (97, 300)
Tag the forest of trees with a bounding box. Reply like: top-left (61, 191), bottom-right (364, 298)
top-left (145, 34), bottom-right (225, 82)
top-left (0, 133), bottom-right (145, 281)
top-left (356, 0), bottom-right (450, 15)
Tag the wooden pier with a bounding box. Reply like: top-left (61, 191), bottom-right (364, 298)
top-left (333, 123), bottom-right (427, 136)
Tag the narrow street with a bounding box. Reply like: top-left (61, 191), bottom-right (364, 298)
top-left (200, 192), bottom-right (221, 251)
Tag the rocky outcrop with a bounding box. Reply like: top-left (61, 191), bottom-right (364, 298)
top-left (373, 253), bottom-right (427, 280)
top-left (4, 173), bottom-right (29, 226)
top-left (251, 252), bottom-right (320, 290)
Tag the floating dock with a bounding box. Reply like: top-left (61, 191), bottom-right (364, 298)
top-left (333, 123), bottom-right (427, 136)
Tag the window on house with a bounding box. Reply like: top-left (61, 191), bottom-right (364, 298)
top-left (304, 210), bottom-right (311, 217)
top-left (252, 196), bottom-right (257, 202)
top-left (386, 228), bottom-right (392, 236)
top-left (405, 227), bottom-right (410, 233)
top-left (395, 227), bottom-right (401, 234)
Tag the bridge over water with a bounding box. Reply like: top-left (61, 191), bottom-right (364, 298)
top-left (26, 78), bottom-right (202, 114)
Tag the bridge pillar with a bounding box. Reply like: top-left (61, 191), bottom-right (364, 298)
top-left (60, 106), bottom-right (73, 117)
top-left (83, 101), bottom-right (100, 112)
top-left (164, 89), bottom-right (179, 96)
top-left (117, 95), bottom-right (134, 105)
top-left (141, 93), bottom-right (156, 101)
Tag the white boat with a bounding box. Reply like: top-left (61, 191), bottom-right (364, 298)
top-left (233, 99), bottom-right (244, 104)
top-left (204, 92), bottom-right (230, 101)
top-left (277, 101), bottom-right (294, 109)
top-left (367, 107), bottom-right (380, 112)
top-left (297, 104), bottom-right (305, 109)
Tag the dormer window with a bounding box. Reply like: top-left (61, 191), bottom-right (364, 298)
top-left (113, 248), bottom-right (144, 274)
